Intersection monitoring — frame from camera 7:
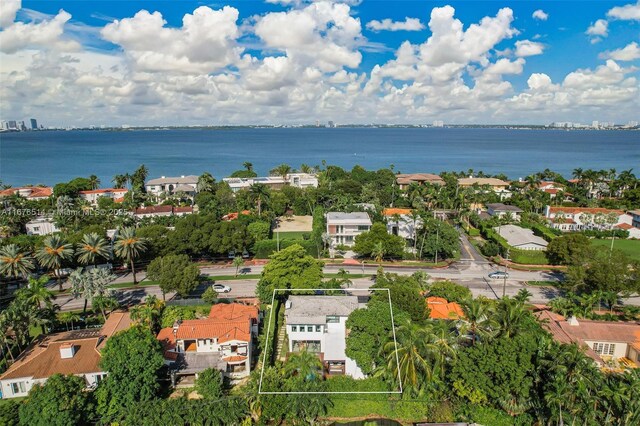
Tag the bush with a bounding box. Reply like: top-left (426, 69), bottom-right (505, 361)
top-left (160, 306), bottom-right (197, 328)
top-left (467, 227), bottom-right (480, 237)
top-left (202, 287), bottom-right (218, 304)
top-left (428, 281), bottom-right (472, 303)
top-left (195, 368), bottom-right (223, 400)
top-left (253, 239), bottom-right (319, 258)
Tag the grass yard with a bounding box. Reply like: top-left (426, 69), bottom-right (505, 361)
top-left (592, 238), bottom-right (640, 261)
top-left (274, 231), bottom-right (309, 240)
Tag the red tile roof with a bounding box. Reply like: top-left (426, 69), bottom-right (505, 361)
top-left (223, 355), bottom-right (247, 363)
top-left (222, 210), bottom-right (251, 221)
top-left (615, 223), bottom-right (633, 230)
top-left (175, 320), bottom-right (251, 343)
top-left (209, 303), bottom-right (258, 322)
top-left (426, 297), bottom-right (464, 320)
top-left (79, 188), bottom-right (128, 195)
top-left (382, 208), bottom-right (413, 216)
top-left (0, 186), bottom-right (53, 199)
top-left (548, 207), bottom-right (623, 215)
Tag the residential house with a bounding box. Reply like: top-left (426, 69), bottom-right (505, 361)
top-left (223, 173), bottom-right (318, 193)
top-left (133, 205), bottom-right (193, 219)
top-left (0, 186), bottom-right (53, 201)
top-left (326, 212), bottom-right (372, 248)
top-left (536, 310), bottom-right (640, 369)
top-left (0, 312), bottom-right (132, 399)
top-left (157, 303), bottom-right (258, 382)
top-left (78, 188), bottom-right (128, 206)
top-left (544, 206), bottom-right (633, 233)
top-left (495, 224), bottom-right (548, 251)
top-left (538, 182), bottom-right (572, 200)
top-left (629, 210), bottom-right (640, 229)
top-left (145, 176), bottom-right (199, 198)
top-left (486, 203), bottom-right (523, 221)
top-left (284, 296), bottom-right (365, 378)
top-left (25, 217), bottom-right (59, 236)
top-left (426, 297), bottom-right (464, 320)
top-left (382, 208), bottom-right (423, 246)
top-left (395, 173), bottom-right (445, 190)
top-left (458, 177), bottom-right (511, 199)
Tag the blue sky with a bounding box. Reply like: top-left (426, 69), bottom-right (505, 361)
top-left (1, 0), bottom-right (639, 125)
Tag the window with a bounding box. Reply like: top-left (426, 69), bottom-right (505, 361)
top-left (593, 342), bottom-right (615, 356)
top-left (307, 326), bottom-right (313, 332)
top-left (357, 225), bottom-right (369, 231)
top-left (291, 325), bottom-right (297, 332)
top-left (315, 325), bottom-right (322, 332)
top-left (95, 374), bottom-right (107, 384)
top-left (326, 315), bottom-right (339, 323)
top-left (10, 382), bottom-right (26, 395)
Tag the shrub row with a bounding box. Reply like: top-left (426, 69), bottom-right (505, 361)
top-left (253, 239), bottom-right (319, 259)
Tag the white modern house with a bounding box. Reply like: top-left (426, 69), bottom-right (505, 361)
top-left (544, 206), bottom-right (633, 233)
top-left (326, 212), bottom-right (372, 248)
top-left (223, 173), bottom-right (318, 193)
top-left (78, 188), bottom-right (128, 205)
top-left (486, 203), bottom-right (523, 221)
top-left (495, 224), bottom-right (548, 251)
top-left (25, 217), bottom-right (59, 236)
top-left (0, 312), bottom-right (131, 399)
top-left (285, 296), bottom-right (365, 378)
top-left (382, 208), bottom-right (423, 246)
top-left (145, 176), bottom-right (199, 198)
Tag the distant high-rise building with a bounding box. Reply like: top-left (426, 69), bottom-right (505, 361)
top-left (0, 121), bottom-right (7, 131)
top-left (432, 120), bottom-right (444, 127)
top-left (30, 118), bottom-right (38, 130)
top-left (7, 120), bottom-right (17, 130)
top-left (18, 121), bottom-right (27, 131)
top-left (591, 120), bottom-right (599, 128)
top-left (627, 120), bottom-right (638, 127)
top-left (327, 121), bottom-right (335, 128)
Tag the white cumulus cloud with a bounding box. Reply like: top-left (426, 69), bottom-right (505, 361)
top-left (0, 8), bottom-right (80, 53)
top-left (0, 0), bottom-right (21, 28)
top-left (532, 9), bottom-right (548, 21)
top-left (607, 1), bottom-right (640, 20)
top-left (366, 17), bottom-right (425, 32)
top-left (586, 19), bottom-right (609, 36)
top-left (600, 41), bottom-right (640, 61)
top-left (515, 40), bottom-right (544, 57)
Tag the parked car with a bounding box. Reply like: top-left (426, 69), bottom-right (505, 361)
top-left (242, 249), bottom-right (250, 259)
top-left (228, 251), bottom-right (236, 259)
top-left (212, 284), bottom-right (231, 293)
top-left (488, 271), bottom-right (509, 279)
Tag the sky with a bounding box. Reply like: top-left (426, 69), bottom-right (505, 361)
top-left (0, 0), bottom-right (639, 126)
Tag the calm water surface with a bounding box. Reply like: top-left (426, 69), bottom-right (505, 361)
top-left (0, 128), bottom-right (638, 186)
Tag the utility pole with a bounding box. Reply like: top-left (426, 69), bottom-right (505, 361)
top-left (434, 225), bottom-right (439, 265)
top-left (503, 249), bottom-right (509, 298)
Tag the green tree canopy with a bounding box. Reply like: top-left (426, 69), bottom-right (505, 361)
top-left (146, 254), bottom-right (200, 298)
top-left (195, 368), bottom-right (223, 400)
top-left (371, 272), bottom-right (427, 322)
top-left (256, 244), bottom-right (324, 302)
top-left (546, 233), bottom-right (593, 265)
top-left (353, 222), bottom-right (406, 259)
top-left (95, 326), bottom-right (164, 419)
top-left (428, 280), bottom-right (472, 303)
top-left (18, 374), bottom-right (92, 426)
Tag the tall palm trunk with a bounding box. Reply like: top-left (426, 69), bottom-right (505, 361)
top-left (131, 258), bottom-right (137, 285)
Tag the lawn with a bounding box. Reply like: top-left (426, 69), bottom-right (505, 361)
top-left (591, 238), bottom-right (640, 261)
top-left (274, 231), bottom-right (309, 240)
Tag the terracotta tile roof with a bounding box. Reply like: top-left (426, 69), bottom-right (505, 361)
top-left (222, 210), bottom-right (251, 221)
top-left (174, 206), bottom-right (194, 213)
top-left (382, 208), bottom-right (413, 216)
top-left (175, 320), bottom-right (251, 343)
top-left (97, 312), bottom-right (132, 350)
top-left (0, 331), bottom-right (103, 380)
top-left (458, 177), bottom-right (509, 187)
top-left (548, 207), bottom-right (623, 215)
top-left (426, 297), bottom-right (464, 320)
top-left (0, 186), bottom-right (53, 199)
top-left (222, 355), bottom-right (247, 363)
top-left (114, 197), bottom-right (125, 203)
top-left (209, 303), bottom-right (258, 322)
top-left (157, 327), bottom-right (177, 361)
top-left (79, 188), bottom-right (128, 195)
top-left (396, 173), bottom-right (444, 185)
top-left (615, 223), bottom-right (633, 230)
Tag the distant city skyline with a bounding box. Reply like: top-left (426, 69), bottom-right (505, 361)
top-left (0, 1), bottom-right (639, 126)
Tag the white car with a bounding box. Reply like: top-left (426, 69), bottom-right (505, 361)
top-left (212, 284), bottom-right (231, 293)
top-left (488, 271), bottom-right (509, 279)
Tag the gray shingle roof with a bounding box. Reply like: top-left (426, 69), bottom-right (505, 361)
top-left (285, 296), bottom-right (361, 324)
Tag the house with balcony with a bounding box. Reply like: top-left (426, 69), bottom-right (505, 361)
top-left (145, 176), bottom-right (199, 199)
top-left (0, 312), bottom-right (131, 399)
top-left (285, 295), bottom-right (365, 378)
top-left (326, 212), bottom-right (372, 248)
top-left (544, 206), bottom-right (633, 233)
top-left (157, 303), bottom-right (258, 382)
top-left (223, 173), bottom-right (318, 193)
top-left (382, 208), bottom-right (423, 246)
top-left (78, 188), bottom-right (128, 206)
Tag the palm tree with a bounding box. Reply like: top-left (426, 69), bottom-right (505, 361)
top-left (69, 267), bottom-right (116, 315)
top-left (112, 174), bottom-right (128, 189)
top-left (459, 297), bottom-right (495, 345)
top-left (233, 256), bottom-right (244, 277)
top-left (76, 233), bottom-right (110, 266)
top-left (113, 227), bottom-right (147, 285)
top-left (88, 175), bottom-right (100, 190)
top-left (36, 234), bottom-right (74, 291)
top-left (271, 163), bottom-right (292, 183)
top-left (130, 295), bottom-right (164, 331)
top-left (0, 314), bottom-right (16, 362)
top-left (243, 162), bottom-right (254, 173)
top-left (59, 311), bottom-right (81, 331)
top-left (93, 292), bottom-right (119, 321)
top-left (494, 298), bottom-right (529, 338)
top-left (0, 244), bottom-right (35, 279)
top-left (372, 241), bottom-right (385, 263)
top-left (197, 172), bottom-right (215, 193)
top-left (514, 288), bottom-right (533, 303)
top-left (249, 183), bottom-right (270, 215)
top-left (20, 275), bottom-right (54, 310)
top-left (284, 349), bottom-right (323, 381)
top-left (299, 164), bottom-right (312, 174)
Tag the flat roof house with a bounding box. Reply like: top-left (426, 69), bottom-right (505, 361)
top-left (536, 310), bottom-right (640, 369)
top-left (157, 303), bottom-right (258, 382)
top-left (0, 312), bottom-right (132, 399)
top-left (223, 173), bottom-right (318, 193)
top-left (285, 296), bottom-right (365, 378)
top-left (495, 224), bottom-right (548, 251)
top-left (326, 212), bottom-right (372, 248)
top-left (25, 216), bottom-right (60, 236)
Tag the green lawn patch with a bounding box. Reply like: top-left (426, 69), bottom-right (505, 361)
top-left (274, 231), bottom-right (309, 240)
top-left (591, 238), bottom-right (640, 261)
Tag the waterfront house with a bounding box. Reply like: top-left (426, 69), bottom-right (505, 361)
top-left (133, 205), bottom-right (193, 219)
top-left (458, 177), bottom-right (511, 199)
top-left (0, 186), bottom-right (53, 201)
top-left (284, 296), bottom-right (365, 378)
top-left (25, 217), bottom-right (59, 236)
top-left (486, 203), bottom-right (523, 221)
top-left (157, 303), bottom-right (258, 382)
top-left (495, 224), bottom-right (548, 251)
top-left (536, 310), bottom-right (640, 369)
top-left (78, 188), bottom-right (128, 206)
top-left (145, 176), bottom-right (199, 198)
top-left (544, 206), bottom-right (633, 233)
top-left (326, 212), bottom-right (372, 248)
top-left (0, 312), bottom-right (132, 399)
top-left (396, 173), bottom-right (444, 190)
top-left (223, 173), bottom-right (318, 193)
top-left (382, 208), bottom-right (423, 246)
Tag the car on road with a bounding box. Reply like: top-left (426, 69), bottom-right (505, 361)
top-left (228, 251), bottom-right (236, 259)
top-left (212, 284), bottom-right (231, 293)
top-left (242, 249), bottom-right (250, 259)
top-left (488, 271), bottom-right (509, 279)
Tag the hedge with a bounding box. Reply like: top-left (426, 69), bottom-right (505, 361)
top-left (253, 239), bottom-right (319, 259)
